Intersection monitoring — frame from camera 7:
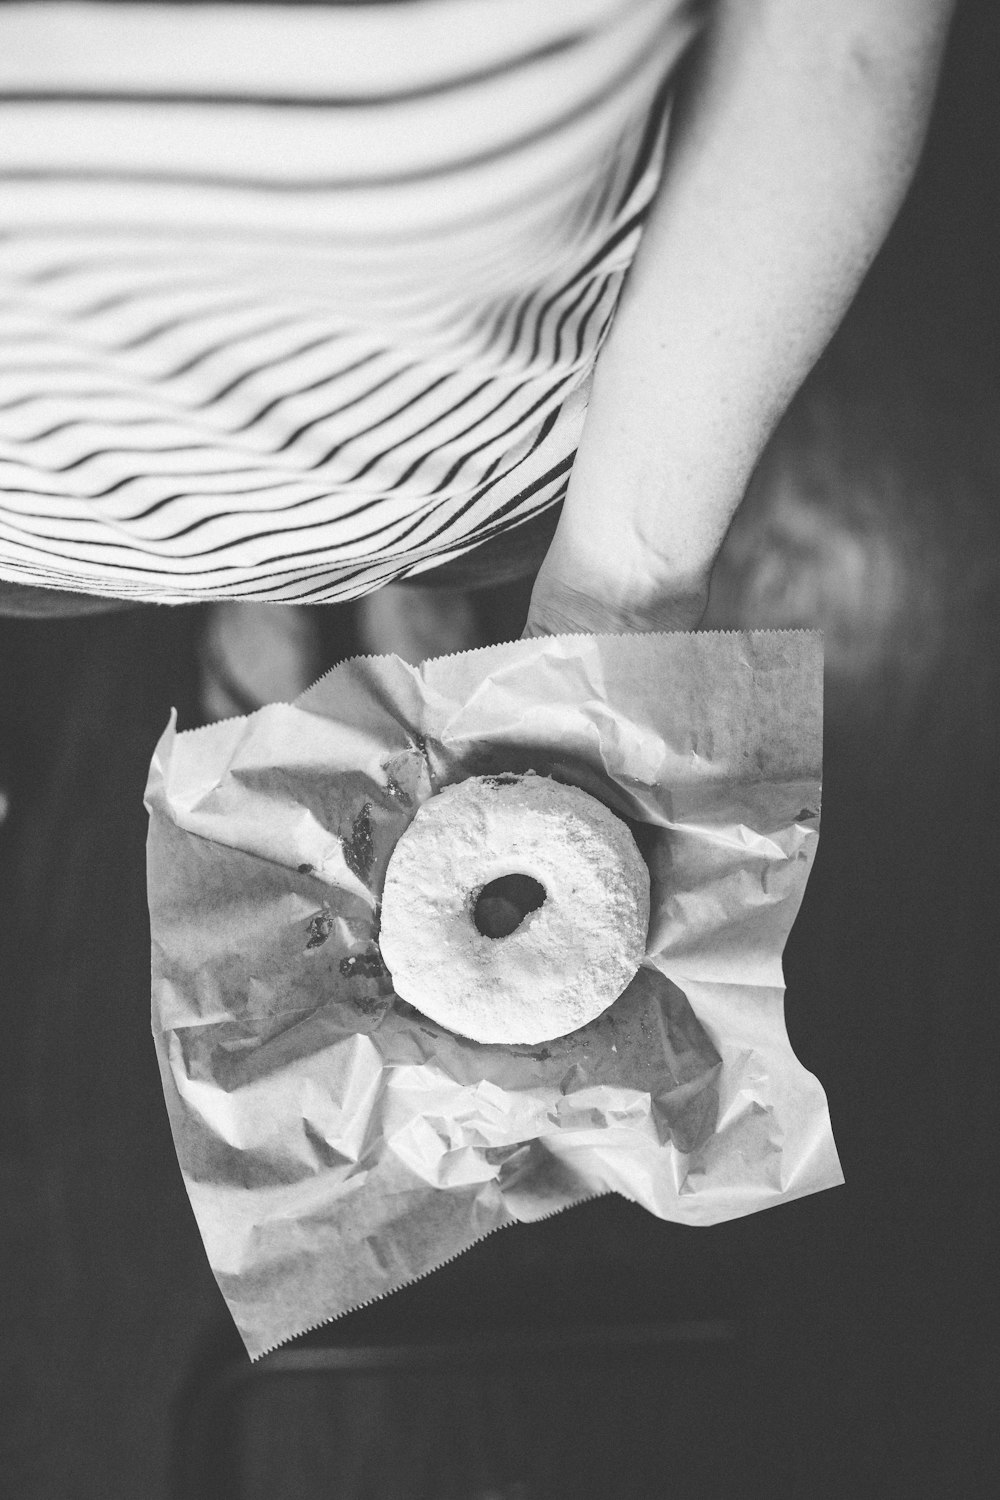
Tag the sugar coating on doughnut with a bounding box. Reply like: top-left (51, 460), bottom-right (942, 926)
top-left (377, 771), bottom-right (650, 1045)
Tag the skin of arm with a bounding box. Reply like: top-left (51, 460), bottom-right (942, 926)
top-left (523, 0), bottom-right (957, 637)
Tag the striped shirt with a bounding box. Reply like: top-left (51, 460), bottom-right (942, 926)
top-left (0, 0), bottom-right (705, 604)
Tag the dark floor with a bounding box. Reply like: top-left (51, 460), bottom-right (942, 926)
top-left (3, 5), bottom-right (1000, 1496)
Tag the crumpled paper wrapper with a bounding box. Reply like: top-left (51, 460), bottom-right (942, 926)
top-left (145, 629), bottom-right (841, 1359)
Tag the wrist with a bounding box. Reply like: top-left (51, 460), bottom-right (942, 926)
top-left (541, 531), bottom-right (712, 605)
top-left (546, 476), bottom-right (722, 608)
top-left (528, 527), bottom-right (713, 638)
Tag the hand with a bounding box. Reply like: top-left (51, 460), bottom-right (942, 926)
top-left (521, 542), bottom-right (711, 639)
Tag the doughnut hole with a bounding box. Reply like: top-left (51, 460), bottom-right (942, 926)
top-left (473, 874), bottom-right (546, 939)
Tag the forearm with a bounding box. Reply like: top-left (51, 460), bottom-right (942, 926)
top-left (551, 0), bottom-right (955, 600)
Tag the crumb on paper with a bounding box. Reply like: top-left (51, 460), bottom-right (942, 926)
top-left (343, 802), bottom-right (375, 881)
top-left (339, 949), bottom-right (389, 981)
top-left (306, 904), bottom-right (334, 949)
top-left (381, 749), bottom-right (427, 808)
top-left (351, 990), bottom-right (391, 1018)
top-left (384, 774), bottom-right (412, 808)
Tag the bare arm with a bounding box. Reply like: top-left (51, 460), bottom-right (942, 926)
top-left (524, 0), bottom-right (956, 635)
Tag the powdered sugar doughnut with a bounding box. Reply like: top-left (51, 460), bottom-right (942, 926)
top-left (377, 771), bottom-right (650, 1045)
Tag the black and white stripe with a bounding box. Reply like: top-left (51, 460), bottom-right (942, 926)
top-left (0, 0), bottom-right (704, 602)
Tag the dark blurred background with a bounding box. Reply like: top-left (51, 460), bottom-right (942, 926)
top-left (1, 1), bottom-right (997, 1496)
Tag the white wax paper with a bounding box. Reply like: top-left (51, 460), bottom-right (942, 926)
top-left (145, 629), bottom-right (841, 1359)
